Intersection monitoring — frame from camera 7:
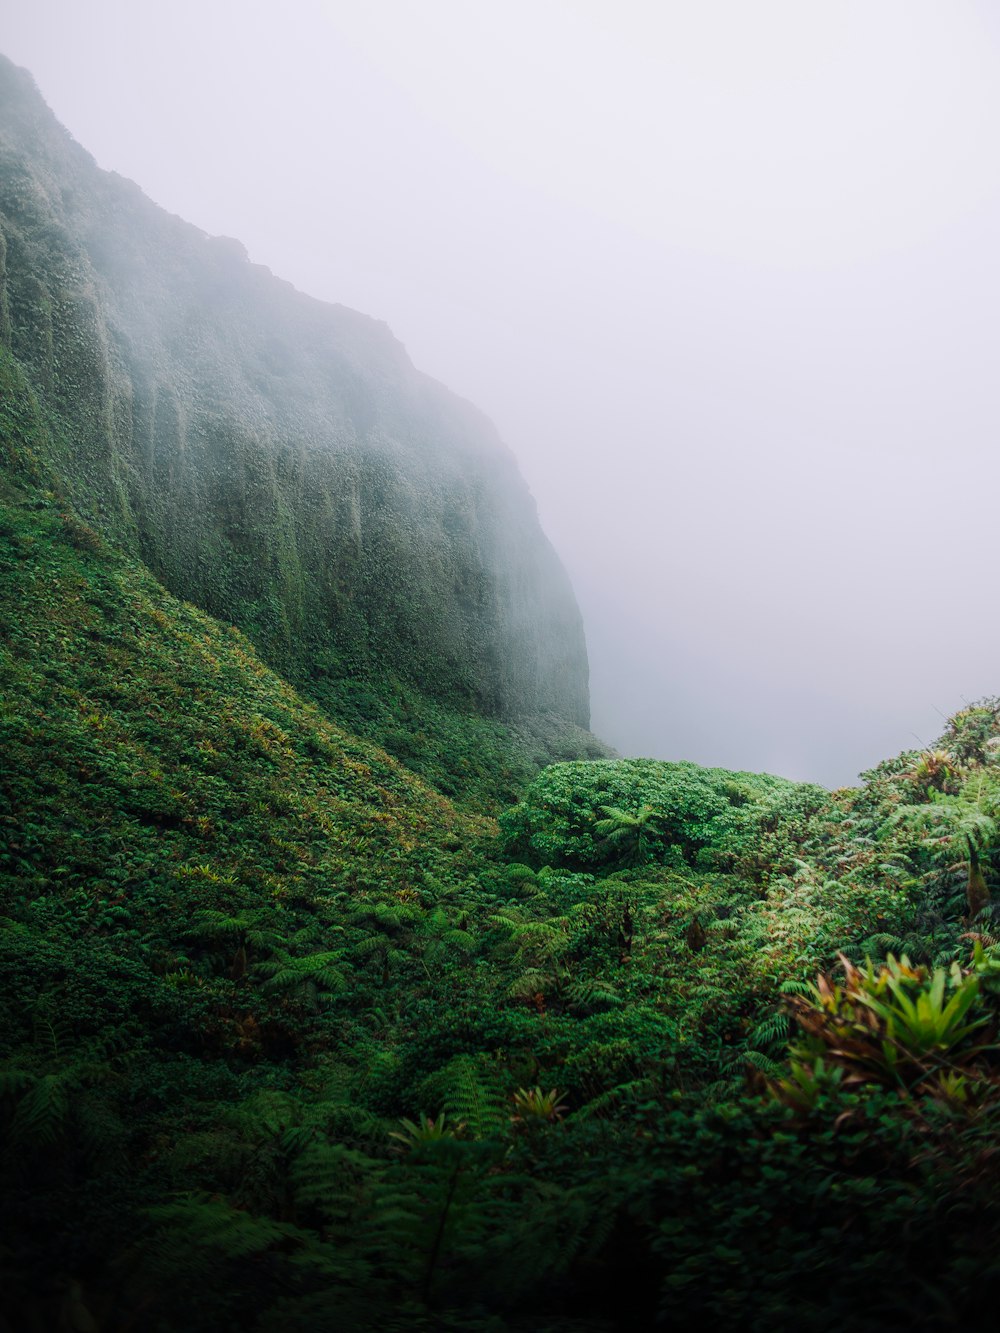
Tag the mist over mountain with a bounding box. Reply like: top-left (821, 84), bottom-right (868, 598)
top-left (0, 54), bottom-right (603, 802)
top-left (6, 36), bottom-right (1000, 1332)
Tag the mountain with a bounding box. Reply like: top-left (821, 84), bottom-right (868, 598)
top-left (0, 55), bottom-right (603, 801)
top-left (15, 52), bottom-right (1000, 1333)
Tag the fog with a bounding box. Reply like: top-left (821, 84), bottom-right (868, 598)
top-left (7, 0), bottom-right (1000, 786)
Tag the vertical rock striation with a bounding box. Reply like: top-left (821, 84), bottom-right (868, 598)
top-left (0, 55), bottom-right (590, 731)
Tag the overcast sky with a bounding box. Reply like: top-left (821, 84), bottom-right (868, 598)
top-left (6, 0), bottom-right (1000, 785)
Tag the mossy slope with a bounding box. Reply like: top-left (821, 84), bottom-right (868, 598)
top-left (0, 54), bottom-right (593, 784)
top-left (0, 467), bottom-right (488, 932)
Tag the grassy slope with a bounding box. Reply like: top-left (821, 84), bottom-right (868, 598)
top-left (0, 374), bottom-right (508, 1323)
top-left (0, 354), bottom-right (504, 1118)
top-left (0, 350), bottom-right (488, 903)
top-left (0, 340), bottom-right (608, 814)
top-left (0, 492), bottom-right (489, 910)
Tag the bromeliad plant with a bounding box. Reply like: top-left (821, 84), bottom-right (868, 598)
top-left (388, 1111), bottom-right (465, 1150)
top-left (776, 953), bottom-right (993, 1101)
top-left (511, 1086), bottom-right (567, 1125)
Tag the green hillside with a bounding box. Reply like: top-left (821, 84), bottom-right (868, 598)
top-left (6, 420), bottom-right (1000, 1325)
top-left (0, 53), bottom-right (601, 808)
top-left (5, 54), bottom-right (1000, 1333)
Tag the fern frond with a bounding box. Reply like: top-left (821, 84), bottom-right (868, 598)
top-left (258, 951), bottom-right (347, 996)
top-left (743, 1050), bottom-right (787, 1079)
top-left (700, 1074), bottom-right (745, 1105)
top-left (291, 1141), bottom-right (381, 1218)
top-left (506, 968), bottom-right (552, 1000)
top-left (149, 1195), bottom-right (301, 1265)
top-left (863, 933), bottom-right (908, 953)
top-left (0, 1068), bottom-right (33, 1098)
top-left (777, 978), bottom-right (814, 997)
top-left (445, 1057), bottom-right (508, 1139)
top-left (12, 1072), bottom-right (69, 1145)
top-left (748, 1011), bottom-right (789, 1050)
top-left (575, 1078), bottom-right (655, 1119)
top-left (565, 977), bottom-right (622, 1013)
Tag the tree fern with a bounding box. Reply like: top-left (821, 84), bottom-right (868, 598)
top-left (186, 907), bottom-right (283, 950)
top-left (438, 1054), bottom-right (508, 1140)
top-left (143, 1194), bottom-right (307, 1286)
top-left (882, 776), bottom-right (1000, 918)
top-left (593, 803), bottom-right (664, 867)
top-left (418, 906), bottom-right (476, 970)
top-left (488, 909), bottom-right (572, 963)
top-left (565, 975), bottom-right (623, 1014)
top-left (505, 965), bottom-right (555, 1000)
top-left (257, 949), bottom-right (347, 1008)
top-left (372, 1137), bottom-right (496, 1305)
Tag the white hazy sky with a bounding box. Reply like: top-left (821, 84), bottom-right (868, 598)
top-left (5, 0), bottom-right (1000, 786)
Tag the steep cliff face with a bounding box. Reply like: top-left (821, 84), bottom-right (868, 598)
top-left (0, 55), bottom-right (590, 732)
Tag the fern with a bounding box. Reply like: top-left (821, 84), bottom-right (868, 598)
top-left (291, 1141), bottom-right (382, 1222)
top-left (445, 1060), bottom-right (507, 1140)
top-left (1, 1015), bottom-right (117, 1155)
top-left (700, 1073), bottom-right (746, 1105)
top-left (484, 1175), bottom-right (611, 1300)
top-left (565, 976), bottom-right (623, 1014)
top-left (0, 1068), bottom-right (33, 1098)
top-left (419, 906), bottom-right (476, 966)
top-left (778, 978), bottom-right (814, 997)
top-left (575, 1077), bottom-right (657, 1119)
top-left (507, 967), bottom-right (560, 1002)
top-left (144, 1195), bottom-right (307, 1285)
top-left (863, 932), bottom-right (909, 953)
top-left (748, 1010), bottom-right (790, 1051)
top-left (186, 907), bottom-right (283, 951)
top-left (488, 909), bottom-right (572, 963)
top-left (742, 1049), bottom-right (787, 1079)
top-left (257, 950), bottom-right (347, 1004)
top-left (374, 1138), bottom-right (495, 1303)
top-left (414, 1054), bottom-right (508, 1140)
top-left (12, 1071), bottom-right (70, 1146)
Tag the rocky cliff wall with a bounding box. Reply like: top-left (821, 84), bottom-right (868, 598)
top-left (0, 55), bottom-right (590, 729)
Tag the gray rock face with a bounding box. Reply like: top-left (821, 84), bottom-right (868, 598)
top-left (0, 55), bottom-right (590, 728)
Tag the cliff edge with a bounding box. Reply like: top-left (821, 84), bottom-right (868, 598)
top-left (0, 56), bottom-right (592, 754)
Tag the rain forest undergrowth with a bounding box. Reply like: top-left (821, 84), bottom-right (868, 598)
top-left (6, 390), bottom-right (1000, 1328)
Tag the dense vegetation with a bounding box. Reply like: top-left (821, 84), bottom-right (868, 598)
top-left (0, 52), bottom-right (597, 811)
top-left (6, 51), bottom-right (1000, 1333)
top-left (6, 429), bottom-right (1000, 1326)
